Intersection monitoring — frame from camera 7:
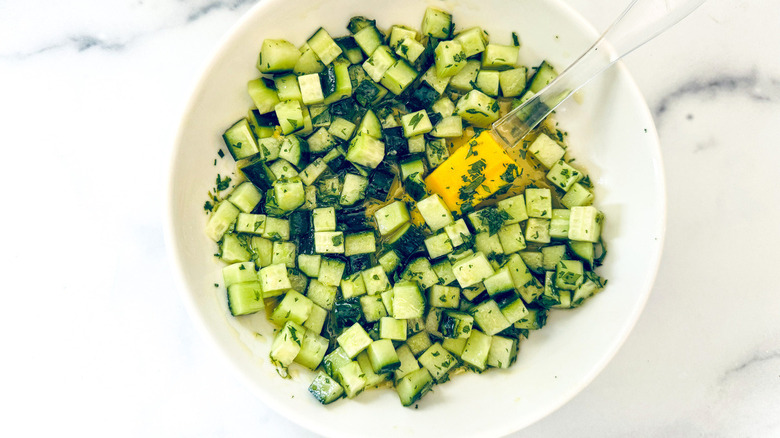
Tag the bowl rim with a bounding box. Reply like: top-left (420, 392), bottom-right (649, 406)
top-left (164, 0), bottom-right (667, 435)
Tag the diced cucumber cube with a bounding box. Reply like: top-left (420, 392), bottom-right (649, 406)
top-left (362, 265), bottom-right (392, 295)
top-left (525, 218), bottom-right (551, 243)
top-left (481, 44), bottom-right (519, 69)
top-left (220, 234), bottom-right (251, 264)
top-left (432, 260), bottom-right (457, 286)
top-left (338, 361), bottom-right (367, 398)
top-left (353, 25), bottom-right (384, 56)
top-left (434, 40), bottom-right (467, 78)
top-left (357, 109), bottom-right (382, 138)
top-left (312, 206), bottom-right (336, 232)
top-left (274, 74), bottom-right (302, 102)
top-left (392, 281), bottom-right (425, 319)
top-left (424, 232), bottom-right (453, 259)
top-left (306, 278), bottom-right (337, 310)
top-left (483, 266), bottom-right (515, 296)
top-left (429, 284), bottom-right (460, 309)
top-left (274, 100), bottom-right (304, 134)
top-left (401, 110), bottom-right (433, 137)
top-left (442, 337), bottom-right (467, 357)
top-left (525, 187), bottom-right (552, 218)
top-left (247, 78), bottom-right (280, 114)
top-left (528, 133), bottom-right (565, 168)
top-left (205, 201), bottom-right (240, 242)
top-left (476, 70), bottom-right (500, 96)
top-left (304, 303), bottom-right (328, 334)
top-left (455, 90), bottom-right (500, 127)
top-left (270, 321), bottom-right (305, 367)
top-left (421, 7), bottom-right (452, 39)
top-left (318, 257), bottom-right (346, 286)
top-left (251, 236), bottom-right (273, 267)
top-left (314, 231), bottom-right (344, 254)
top-left (308, 371), bottom-right (344, 404)
top-left (381, 59), bottom-right (418, 95)
top-left (360, 295), bottom-right (387, 322)
top-left (562, 182), bottom-right (595, 208)
top-left (374, 201), bottom-right (410, 236)
top-left (487, 335), bottom-right (518, 368)
top-left (259, 263), bottom-right (291, 294)
top-left (556, 260), bottom-right (585, 290)
top-left (417, 194), bottom-right (454, 232)
top-left (259, 39), bottom-right (300, 73)
top-left (222, 262), bottom-right (257, 288)
top-left (542, 245), bottom-right (567, 271)
top-left (340, 272), bottom-right (366, 299)
top-left (226, 281), bottom-right (264, 316)
top-left (340, 173), bottom-right (369, 206)
top-left (222, 118), bottom-right (260, 161)
top-left (396, 368), bottom-right (433, 407)
top-left (449, 60), bottom-right (480, 92)
top-left (444, 219), bottom-right (472, 247)
top-left (497, 223), bottom-right (526, 254)
top-left (395, 36), bottom-right (425, 63)
top-left (269, 290), bottom-right (313, 326)
top-left (454, 27), bottom-right (488, 57)
top-left (452, 252), bottom-right (495, 287)
top-left (568, 206), bottom-right (604, 242)
top-left (367, 339), bottom-right (401, 374)
top-left (294, 329), bottom-right (329, 370)
top-left (500, 297), bottom-right (530, 325)
top-left (472, 300), bottom-right (511, 335)
top-left (431, 115), bottom-right (463, 138)
top-left (262, 216), bottom-right (290, 240)
top-left (346, 133), bottom-right (385, 169)
top-left (379, 317), bottom-right (407, 341)
top-left (363, 45), bottom-right (396, 82)
top-left (422, 65), bottom-right (451, 94)
top-left (297, 73), bottom-right (325, 105)
top-left (271, 241), bottom-right (297, 268)
top-left (439, 310), bottom-right (474, 339)
top-left (401, 257), bottom-right (441, 289)
top-left (337, 323), bottom-right (373, 358)
top-left (328, 117), bottom-right (357, 141)
top-left (294, 43), bottom-right (325, 75)
top-left (273, 178), bottom-right (304, 211)
top-left (475, 232), bottom-right (504, 259)
top-left (406, 331), bottom-right (433, 357)
top-left (307, 28), bottom-right (342, 65)
top-left (547, 160), bottom-right (584, 191)
top-left (461, 329), bottom-right (492, 370)
top-left (499, 67), bottom-right (528, 97)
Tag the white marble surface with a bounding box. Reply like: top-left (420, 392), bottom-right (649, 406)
top-left (1, 0), bottom-right (778, 436)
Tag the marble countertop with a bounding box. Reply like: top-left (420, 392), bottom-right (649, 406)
top-left (2, 0), bottom-right (778, 436)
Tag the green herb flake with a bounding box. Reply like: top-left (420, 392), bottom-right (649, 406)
top-left (216, 174), bottom-right (232, 191)
top-left (409, 112), bottom-right (425, 129)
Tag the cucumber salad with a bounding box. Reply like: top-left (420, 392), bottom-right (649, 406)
top-left (204, 7), bottom-right (607, 407)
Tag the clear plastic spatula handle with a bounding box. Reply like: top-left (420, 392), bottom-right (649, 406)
top-left (491, 0), bottom-right (706, 148)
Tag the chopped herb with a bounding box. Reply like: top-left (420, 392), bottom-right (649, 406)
top-left (511, 32), bottom-right (520, 47)
top-left (218, 150), bottom-right (225, 158)
top-left (476, 208), bottom-right (512, 235)
top-left (204, 201), bottom-right (214, 212)
top-left (409, 112), bottom-right (424, 129)
top-left (216, 174), bottom-right (231, 191)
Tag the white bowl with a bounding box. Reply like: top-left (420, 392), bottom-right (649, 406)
top-left (166, 0), bottom-right (666, 436)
